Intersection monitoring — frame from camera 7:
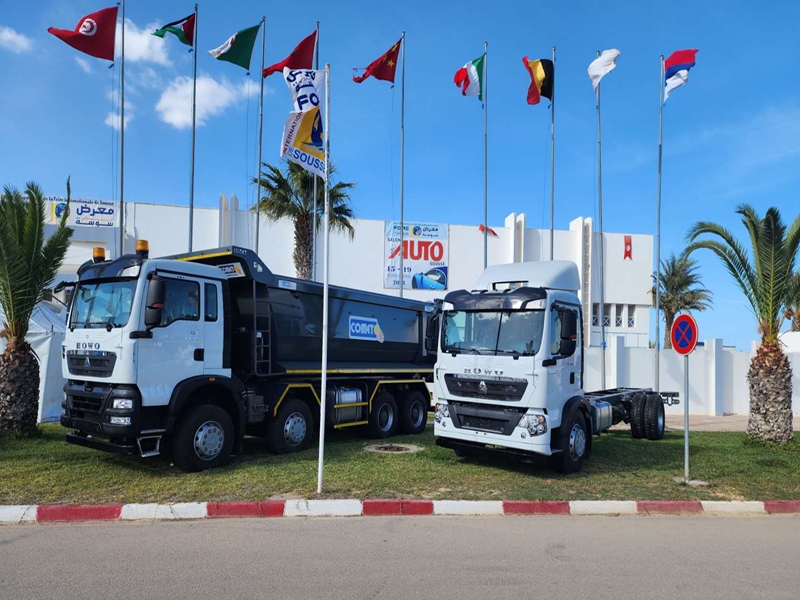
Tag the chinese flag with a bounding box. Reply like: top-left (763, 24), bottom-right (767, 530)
top-left (353, 38), bottom-right (402, 84)
top-left (48, 6), bottom-right (118, 61)
top-left (263, 30), bottom-right (317, 78)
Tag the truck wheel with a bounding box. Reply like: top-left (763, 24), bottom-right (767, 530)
top-left (368, 393), bottom-right (399, 438)
top-left (267, 398), bottom-right (313, 454)
top-left (172, 404), bottom-right (234, 472)
top-left (400, 390), bottom-right (428, 434)
top-left (644, 393), bottom-right (666, 440)
top-left (629, 392), bottom-right (647, 439)
top-left (552, 410), bottom-right (588, 474)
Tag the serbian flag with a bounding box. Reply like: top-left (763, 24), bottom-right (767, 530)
top-left (664, 49), bottom-right (698, 102)
top-left (263, 30), bottom-right (317, 78)
top-left (353, 38), bottom-right (402, 84)
top-left (48, 6), bottom-right (118, 61)
top-left (522, 57), bottom-right (553, 105)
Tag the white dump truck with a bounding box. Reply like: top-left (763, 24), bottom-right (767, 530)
top-left (431, 261), bottom-right (677, 473)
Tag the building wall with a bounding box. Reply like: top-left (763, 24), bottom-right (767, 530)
top-left (53, 199), bottom-right (655, 348)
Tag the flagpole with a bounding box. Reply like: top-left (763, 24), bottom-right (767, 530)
top-left (119, 0), bottom-right (125, 257)
top-left (188, 3), bottom-right (198, 252)
top-left (312, 20), bottom-right (319, 281)
top-left (399, 31), bottom-right (406, 297)
top-left (317, 63), bottom-right (331, 495)
top-left (595, 50), bottom-right (607, 390)
top-left (655, 55), bottom-right (664, 391)
top-left (549, 45), bottom-right (556, 261)
top-left (483, 41), bottom-right (488, 269)
top-left (254, 17), bottom-right (265, 255)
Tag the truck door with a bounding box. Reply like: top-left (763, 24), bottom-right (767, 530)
top-left (137, 275), bottom-right (205, 407)
top-left (547, 305), bottom-right (581, 404)
top-left (202, 280), bottom-right (226, 375)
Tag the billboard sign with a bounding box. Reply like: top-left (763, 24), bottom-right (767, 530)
top-left (46, 196), bottom-right (119, 228)
top-left (384, 221), bottom-right (448, 290)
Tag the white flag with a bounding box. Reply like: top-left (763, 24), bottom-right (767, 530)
top-left (588, 49), bottom-right (620, 90)
top-left (283, 68), bottom-right (325, 113)
top-left (664, 70), bottom-right (689, 102)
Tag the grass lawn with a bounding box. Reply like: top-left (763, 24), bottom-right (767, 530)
top-left (1, 424), bottom-right (799, 505)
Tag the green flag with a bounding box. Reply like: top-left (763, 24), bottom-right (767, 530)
top-left (152, 14), bottom-right (195, 47)
top-left (208, 24), bottom-right (261, 71)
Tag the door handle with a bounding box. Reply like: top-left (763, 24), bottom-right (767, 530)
top-left (570, 372), bottom-right (575, 384)
top-left (194, 348), bottom-right (204, 361)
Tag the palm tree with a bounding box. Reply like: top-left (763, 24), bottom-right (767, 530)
top-left (254, 161), bottom-right (355, 280)
top-left (686, 205), bottom-right (800, 443)
top-left (0, 181), bottom-right (72, 435)
top-left (786, 271), bottom-right (800, 332)
top-left (650, 253), bottom-right (712, 349)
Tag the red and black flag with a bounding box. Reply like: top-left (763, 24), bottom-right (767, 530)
top-left (522, 57), bottom-right (554, 105)
top-left (48, 6), bottom-right (118, 61)
top-left (353, 38), bottom-right (402, 84)
top-left (152, 13), bottom-right (196, 47)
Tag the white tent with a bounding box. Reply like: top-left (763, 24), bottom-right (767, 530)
top-left (0, 302), bottom-right (67, 423)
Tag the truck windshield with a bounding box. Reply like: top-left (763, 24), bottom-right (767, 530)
top-left (69, 279), bottom-right (137, 329)
top-left (442, 310), bottom-right (545, 356)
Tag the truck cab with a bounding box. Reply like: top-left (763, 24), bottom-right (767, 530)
top-left (433, 261), bottom-right (670, 473)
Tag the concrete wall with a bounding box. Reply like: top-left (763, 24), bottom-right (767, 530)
top-left (583, 336), bottom-right (800, 416)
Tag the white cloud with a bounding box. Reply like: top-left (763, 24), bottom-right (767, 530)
top-left (115, 19), bottom-right (171, 66)
top-left (75, 57), bottom-right (92, 74)
top-left (132, 66), bottom-right (162, 90)
top-left (104, 111), bottom-right (133, 131)
top-left (156, 75), bottom-right (252, 129)
top-left (0, 25), bottom-right (33, 53)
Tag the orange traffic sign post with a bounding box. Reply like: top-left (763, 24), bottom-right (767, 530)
top-left (671, 314), bottom-right (698, 483)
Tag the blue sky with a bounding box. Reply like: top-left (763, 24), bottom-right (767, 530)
top-left (1, 0), bottom-right (799, 350)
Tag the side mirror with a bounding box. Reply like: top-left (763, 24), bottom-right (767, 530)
top-left (144, 277), bottom-right (166, 329)
top-left (558, 338), bottom-right (577, 357)
top-left (558, 310), bottom-right (578, 357)
top-left (425, 309), bottom-right (440, 354)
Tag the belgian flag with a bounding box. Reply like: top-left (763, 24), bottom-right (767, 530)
top-left (523, 57), bottom-right (554, 105)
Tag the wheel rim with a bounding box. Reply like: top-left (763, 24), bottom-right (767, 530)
top-left (283, 412), bottom-right (308, 446)
top-left (409, 400), bottom-right (425, 429)
top-left (657, 404), bottom-right (665, 433)
top-left (378, 404), bottom-right (395, 432)
top-left (194, 420), bottom-right (224, 461)
top-left (569, 424), bottom-right (586, 460)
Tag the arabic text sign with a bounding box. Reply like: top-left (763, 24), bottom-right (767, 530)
top-left (47, 197), bottom-right (119, 228)
top-left (384, 222), bottom-right (449, 290)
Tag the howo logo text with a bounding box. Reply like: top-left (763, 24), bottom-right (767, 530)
top-left (76, 342), bottom-right (100, 350)
top-left (388, 240), bottom-right (444, 262)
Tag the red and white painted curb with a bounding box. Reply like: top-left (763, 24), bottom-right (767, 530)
top-left (1, 500), bottom-right (799, 524)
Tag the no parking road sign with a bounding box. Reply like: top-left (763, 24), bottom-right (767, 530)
top-left (671, 314), bottom-right (698, 356)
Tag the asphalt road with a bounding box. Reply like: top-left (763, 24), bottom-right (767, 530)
top-left (1, 516), bottom-right (799, 600)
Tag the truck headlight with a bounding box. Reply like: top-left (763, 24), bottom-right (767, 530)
top-left (109, 416), bottom-right (131, 426)
top-left (518, 414), bottom-right (547, 436)
top-left (435, 403), bottom-right (450, 423)
top-left (112, 399), bottom-right (133, 410)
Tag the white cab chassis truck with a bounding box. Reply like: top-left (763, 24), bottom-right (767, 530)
top-left (59, 244), bottom-right (435, 471)
top-left (431, 261), bottom-right (678, 473)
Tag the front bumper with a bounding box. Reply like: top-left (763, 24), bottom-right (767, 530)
top-left (60, 381), bottom-right (142, 445)
top-left (434, 402), bottom-right (553, 456)
top-left (65, 431), bottom-right (138, 455)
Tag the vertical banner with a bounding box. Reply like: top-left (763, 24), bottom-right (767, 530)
top-left (384, 221), bottom-right (448, 290)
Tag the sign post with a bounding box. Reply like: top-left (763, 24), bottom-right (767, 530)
top-left (671, 313), bottom-right (698, 483)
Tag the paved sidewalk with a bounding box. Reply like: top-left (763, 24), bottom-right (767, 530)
top-left (665, 415), bottom-right (800, 432)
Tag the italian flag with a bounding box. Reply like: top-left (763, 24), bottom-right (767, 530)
top-left (454, 54), bottom-right (485, 101)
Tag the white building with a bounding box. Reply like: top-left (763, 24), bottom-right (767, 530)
top-left (47, 196), bottom-right (654, 348)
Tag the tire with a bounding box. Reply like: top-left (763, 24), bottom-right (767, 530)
top-left (629, 392), bottom-right (647, 439)
top-left (644, 393), bottom-right (666, 440)
top-left (368, 392), bottom-right (399, 438)
top-left (551, 410), bottom-right (588, 474)
top-left (266, 398), bottom-right (313, 454)
top-left (172, 404), bottom-right (234, 472)
top-left (400, 390), bottom-right (428, 435)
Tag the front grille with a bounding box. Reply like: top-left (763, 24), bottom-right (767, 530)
top-left (444, 374), bottom-right (528, 401)
top-left (448, 402), bottom-right (526, 436)
top-left (69, 395), bottom-right (103, 413)
top-left (66, 351), bottom-right (116, 378)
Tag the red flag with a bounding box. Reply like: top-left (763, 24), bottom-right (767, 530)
top-left (48, 6), bottom-right (118, 61)
top-left (353, 38), bottom-right (402, 84)
top-left (263, 30), bottom-right (316, 78)
top-left (478, 224), bottom-right (498, 237)
top-left (624, 235), bottom-right (633, 260)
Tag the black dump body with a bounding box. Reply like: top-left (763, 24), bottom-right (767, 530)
top-left (167, 247), bottom-right (436, 377)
